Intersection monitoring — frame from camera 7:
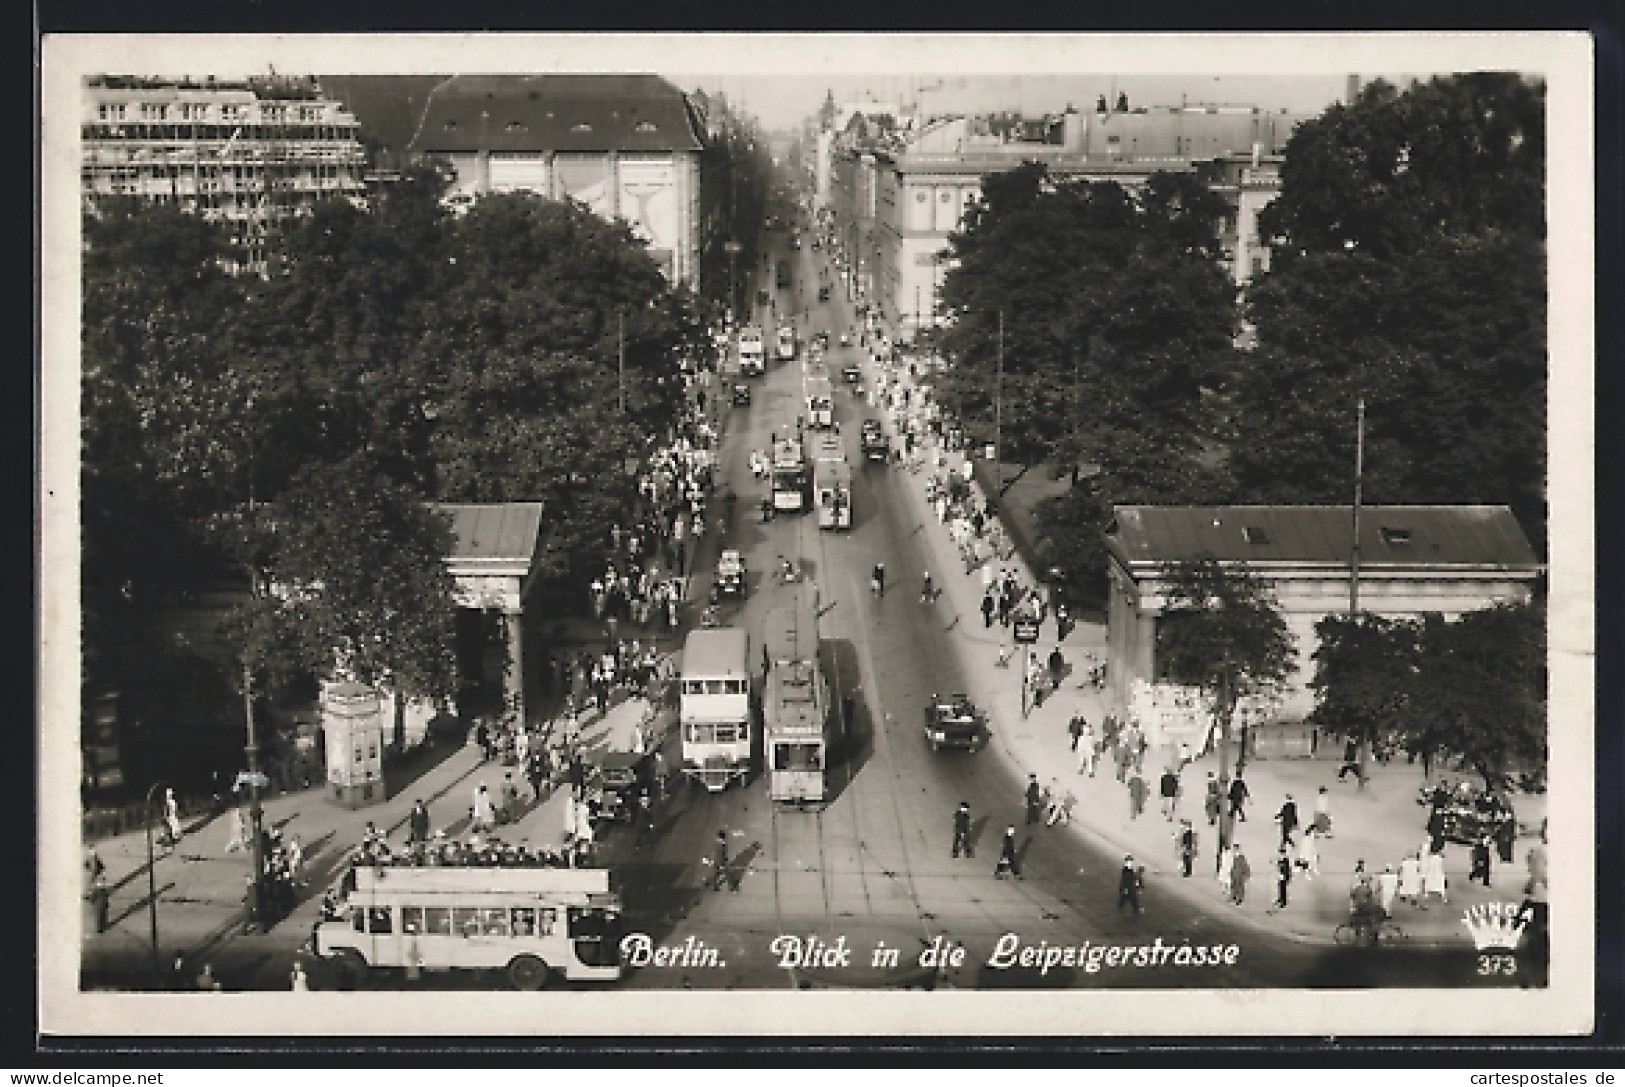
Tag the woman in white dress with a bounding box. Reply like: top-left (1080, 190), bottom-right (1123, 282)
top-left (1421, 843), bottom-right (1449, 904)
top-left (224, 805), bottom-right (248, 854)
top-left (1397, 850), bottom-right (1423, 907)
top-left (1296, 825), bottom-right (1320, 879)
top-left (471, 782), bottom-right (494, 831)
top-left (1217, 841), bottom-right (1236, 899)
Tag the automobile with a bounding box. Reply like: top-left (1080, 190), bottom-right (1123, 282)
top-left (593, 749), bottom-right (656, 823)
top-left (860, 420), bottom-right (888, 462)
top-left (842, 363), bottom-right (862, 383)
top-left (712, 548), bottom-right (747, 599)
top-left (732, 382), bottom-right (752, 406)
top-left (818, 286), bottom-right (831, 303)
top-left (923, 694), bottom-right (986, 751)
top-left (814, 330), bottom-right (831, 350)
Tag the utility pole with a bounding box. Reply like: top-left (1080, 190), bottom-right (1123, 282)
top-left (243, 658), bottom-right (265, 927)
top-left (1349, 396), bottom-right (1368, 787)
top-left (618, 310), bottom-right (627, 414)
top-left (994, 310), bottom-right (1004, 489)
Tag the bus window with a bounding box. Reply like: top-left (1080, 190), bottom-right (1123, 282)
top-left (511, 907), bottom-right (536, 937)
top-left (539, 908), bottom-right (557, 936)
top-left (726, 679), bottom-right (747, 694)
top-left (705, 679), bottom-right (725, 695)
top-left (424, 907), bottom-right (453, 935)
top-left (367, 907), bottom-right (393, 934)
top-left (714, 723), bottom-right (736, 743)
top-left (480, 907), bottom-right (510, 937)
top-left (686, 721), bottom-right (714, 743)
top-left (454, 907), bottom-right (481, 938)
top-left (352, 911), bottom-right (365, 932)
top-left (402, 907), bottom-right (425, 935)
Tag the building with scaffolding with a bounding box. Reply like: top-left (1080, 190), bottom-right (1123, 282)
top-left (80, 74), bottom-right (368, 272)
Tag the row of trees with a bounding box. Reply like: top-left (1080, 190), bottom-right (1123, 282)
top-left (84, 170), bottom-right (719, 790)
top-left (1157, 559), bottom-right (1545, 813)
top-left (931, 73), bottom-right (1546, 606)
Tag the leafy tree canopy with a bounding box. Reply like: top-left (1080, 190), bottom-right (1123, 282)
top-left (1154, 556), bottom-right (1298, 709)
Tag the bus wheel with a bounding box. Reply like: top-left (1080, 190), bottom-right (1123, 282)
top-left (327, 949), bottom-right (367, 991)
top-left (508, 954), bottom-right (553, 991)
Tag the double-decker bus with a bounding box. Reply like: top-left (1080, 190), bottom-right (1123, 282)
top-left (771, 431), bottom-right (809, 512)
top-left (314, 863), bottom-right (623, 990)
top-left (804, 373), bottom-right (835, 429)
top-left (761, 592), bottom-right (829, 803)
top-left (777, 324), bottom-right (797, 361)
top-left (738, 326), bottom-right (765, 376)
top-left (679, 627), bottom-right (753, 790)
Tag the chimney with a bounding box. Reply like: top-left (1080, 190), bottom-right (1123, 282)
top-left (1063, 107), bottom-right (1086, 153)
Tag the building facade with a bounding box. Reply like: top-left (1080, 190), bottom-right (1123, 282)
top-left (406, 74), bottom-right (707, 288)
top-left (826, 103), bottom-right (1311, 343)
top-left (81, 74), bottom-right (368, 272)
top-left (1103, 505), bottom-right (1542, 726)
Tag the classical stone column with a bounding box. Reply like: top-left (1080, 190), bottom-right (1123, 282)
top-left (503, 605), bottom-right (525, 727)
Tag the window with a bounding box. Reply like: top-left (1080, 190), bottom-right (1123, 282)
top-left (1242, 526), bottom-right (1270, 545)
top-left (454, 907), bottom-right (481, 937)
top-left (511, 907), bottom-right (537, 936)
top-left (402, 907), bottom-right (425, 934)
top-left (506, 120), bottom-right (528, 132)
top-left (423, 907), bottom-right (453, 935)
top-left (774, 742), bottom-right (823, 771)
top-left (635, 120), bottom-right (657, 133)
top-left (571, 122), bottom-right (593, 133)
top-left (366, 907), bottom-right (393, 934)
top-left (1380, 526), bottom-right (1412, 546)
top-left (480, 907), bottom-right (510, 937)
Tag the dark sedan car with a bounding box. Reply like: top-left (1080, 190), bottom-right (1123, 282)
top-left (924, 694), bottom-right (986, 751)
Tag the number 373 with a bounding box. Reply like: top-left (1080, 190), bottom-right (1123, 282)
top-left (1478, 953), bottom-right (1518, 975)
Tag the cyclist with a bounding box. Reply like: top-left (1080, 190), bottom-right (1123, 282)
top-left (871, 562), bottom-right (886, 597)
top-left (921, 570), bottom-right (935, 603)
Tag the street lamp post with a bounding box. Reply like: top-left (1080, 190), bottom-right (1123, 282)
top-left (994, 310), bottom-right (1004, 486)
top-left (143, 779), bottom-right (169, 966)
top-left (242, 659), bottom-right (266, 927)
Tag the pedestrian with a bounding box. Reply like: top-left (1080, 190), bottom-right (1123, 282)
top-left (224, 805), bottom-right (248, 854)
top-left (408, 799), bottom-right (430, 845)
top-left (1296, 825), bottom-right (1321, 880)
top-left (980, 592), bottom-right (995, 628)
top-left (1176, 820), bottom-right (1198, 878)
top-left (1470, 835), bottom-right (1494, 888)
top-left (1045, 783), bottom-right (1074, 826)
top-left (1276, 793), bottom-right (1299, 847)
top-left (1337, 738), bottom-right (1361, 782)
top-left (195, 962), bottom-right (223, 992)
top-left (1117, 855), bottom-right (1144, 914)
top-left (994, 825), bottom-right (1022, 879)
top-left (1115, 740), bottom-right (1129, 783)
top-left (1128, 769), bottom-right (1148, 820)
top-left (1076, 727), bottom-right (1096, 777)
top-left (1230, 845), bottom-right (1251, 906)
top-left (1495, 808), bottom-right (1517, 865)
top-left (1204, 772), bottom-right (1222, 827)
top-left (1024, 774), bottom-right (1042, 826)
top-left (475, 719), bottom-right (490, 762)
top-left (472, 782), bottom-right (494, 831)
top-left (1048, 645), bottom-right (1065, 688)
top-left (1422, 842), bottom-right (1449, 904)
top-left (711, 830), bottom-right (732, 891)
top-left (289, 962), bottom-right (309, 992)
top-left (1217, 839), bottom-right (1235, 899)
top-left (1068, 714), bottom-right (1083, 752)
top-left (502, 773), bottom-right (520, 825)
top-left (1378, 864), bottom-right (1401, 917)
top-left (1313, 785), bottom-right (1333, 837)
top-left (1227, 773), bottom-right (1250, 822)
top-left (1272, 845), bottom-right (1293, 910)
top-left (951, 801), bottom-right (973, 858)
top-left (162, 787), bottom-right (182, 846)
top-left (920, 570), bottom-right (934, 604)
top-left (1159, 768), bottom-right (1180, 820)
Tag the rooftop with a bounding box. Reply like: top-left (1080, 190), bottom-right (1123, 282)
top-left (1106, 505), bottom-right (1541, 571)
top-left (436, 502), bottom-right (544, 576)
top-left (408, 74), bottom-right (705, 155)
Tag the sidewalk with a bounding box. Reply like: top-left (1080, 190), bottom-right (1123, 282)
top-left (859, 351), bottom-right (1548, 948)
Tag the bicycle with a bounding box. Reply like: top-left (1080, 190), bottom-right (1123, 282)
top-left (1333, 917), bottom-right (1409, 947)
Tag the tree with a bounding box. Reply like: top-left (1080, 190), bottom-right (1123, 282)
top-left (232, 453), bottom-right (461, 707)
top-left (1307, 613), bottom-right (1422, 784)
top-left (1155, 557), bottom-right (1298, 851)
top-left (935, 163), bottom-right (1237, 589)
top-left (1408, 603), bottom-right (1546, 791)
top-left (1233, 73), bottom-right (1547, 546)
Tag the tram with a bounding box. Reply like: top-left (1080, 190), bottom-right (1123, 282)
top-left (771, 431), bottom-right (809, 512)
top-left (804, 373), bottom-right (835, 429)
top-left (760, 590), bottom-right (830, 803)
top-left (810, 435), bottom-right (852, 530)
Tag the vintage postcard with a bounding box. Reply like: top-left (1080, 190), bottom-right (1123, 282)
top-left (39, 31), bottom-right (1595, 1037)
